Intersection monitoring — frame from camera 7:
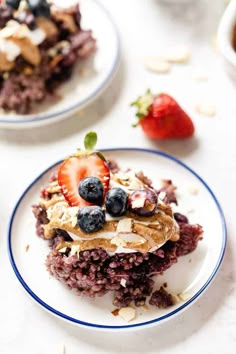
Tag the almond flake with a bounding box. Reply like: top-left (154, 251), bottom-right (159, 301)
top-left (195, 102), bottom-right (216, 117)
top-left (118, 307), bottom-right (136, 322)
top-left (142, 305), bottom-right (149, 311)
top-left (131, 197), bottom-right (145, 209)
top-left (120, 278), bottom-right (127, 287)
top-left (117, 219), bottom-right (132, 233)
top-left (111, 236), bottom-right (127, 247)
top-left (178, 292), bottom-right (191, 301)
top-left (70, 245), bottom-right (80, 256)
top-left (171, 294), bottom-right (181, 304)
top-left (58, 247), bottom-right (67, 253)
top-left (128, 177), bottom-right (144, 190)
top-left (158, 191), bottom-right (166, 201)
top-left (163, 45), bottom-right (191, 63)
top-left (144, 57), bottom-right (171, 73)
top-left (115, 172), bottom-right (129, 180)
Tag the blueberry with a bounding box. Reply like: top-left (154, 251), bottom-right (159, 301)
top-left (105, 188), bottom-right (128, 217)
top-left (77, 206), bottom-right (105, 233)
top-left (78, 177), bottom-right (104, 205)
top-left (27, 0), bottom-right (50, 18)
top-left (6, 0), bottom-right (21, 10)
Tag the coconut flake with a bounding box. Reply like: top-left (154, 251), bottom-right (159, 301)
top-left (118, 307), bottom-right (136, 322)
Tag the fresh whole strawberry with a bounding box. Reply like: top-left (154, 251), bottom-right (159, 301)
top-left (131, 90), bottom-right (195, 139)
top-left (58, 132), bottom-right (110, 207)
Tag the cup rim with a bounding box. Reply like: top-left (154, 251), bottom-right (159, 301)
top-left (217, 0), bottom-right (236, 68)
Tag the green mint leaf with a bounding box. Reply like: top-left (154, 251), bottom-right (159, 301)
top-left (84, 132), bottom-right (97, 150)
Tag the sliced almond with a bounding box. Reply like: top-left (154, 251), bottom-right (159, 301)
top-left (163, 45), bottom-right (191, 64)
top-left (110, 236), bottom-right (127, 247)
top-left (58, 247), bottom-right (67, 253)
top-left (171, 294), bottom-right (181, 304)
top-left (70, 245), bottom-right (80, 256)
top-left (195, 102), bottom-right (216, 117)
top-left (117, 219), bottom-right (132, 233)
top-left (118, 307), bottom-right (136, 322)
top-left (158, 191), bottom-right (166, 201)
top-left (10, 36), bottom-right (41, 66)
top-left (144, 57), bottom-right (171, 73)
top-left (131, 196), bottom-right (146, 209)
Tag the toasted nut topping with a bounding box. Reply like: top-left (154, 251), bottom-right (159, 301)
top-left (117, 219), bottom-right (132, 233)
top-left (120, 278), bottom-right (127, 287)
top-left (111, 236), bottom-right (127, 247)
top-left (195, 102), bottom-right (216, 117)
top-left (163, 45), bottom-right (191, 63)
top-left (144, 57), bottom-right (171, 73)
top-left (118, 307), bottom-right (136, 322)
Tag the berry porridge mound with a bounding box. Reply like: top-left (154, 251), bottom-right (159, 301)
top-left (0, 1), bottom-right (96, 114)
top-left (33, 155), bottom-right (203, 309)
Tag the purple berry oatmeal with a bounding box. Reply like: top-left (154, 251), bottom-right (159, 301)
top-left (0, 1), bottom-right (96, 114)
top-left (32, 157), bottom-right (203, 311)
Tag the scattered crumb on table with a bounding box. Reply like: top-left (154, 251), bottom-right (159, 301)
top-left (111, 308), bottom-right (119, 316)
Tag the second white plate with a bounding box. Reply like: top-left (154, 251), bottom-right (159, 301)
top-left (0, 0), bottom-right (120, 129)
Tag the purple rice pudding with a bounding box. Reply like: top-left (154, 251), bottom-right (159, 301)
top-left (33, 157), bottom-right (203, 311)
top-left (0, 0), bottom-right (96, 114)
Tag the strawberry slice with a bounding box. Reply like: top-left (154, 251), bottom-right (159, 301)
top-left (58, 154), bottom-right (110, 207)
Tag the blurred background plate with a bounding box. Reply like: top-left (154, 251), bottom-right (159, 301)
top-left (0, 0), bottom-right (120, 129)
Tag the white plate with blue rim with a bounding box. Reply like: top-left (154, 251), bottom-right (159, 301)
top-left (8, 148), bottom-right (227, 331)
top-left (0, 0), bottom-right (120, 129)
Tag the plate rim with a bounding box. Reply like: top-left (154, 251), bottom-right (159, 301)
top-left (0, 0), bottom-right (120, 127)
top-left (7, 148), bottom-right (227, 330)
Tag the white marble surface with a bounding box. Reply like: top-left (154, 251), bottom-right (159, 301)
top-left (1, 0), bottom-right (236, 353)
